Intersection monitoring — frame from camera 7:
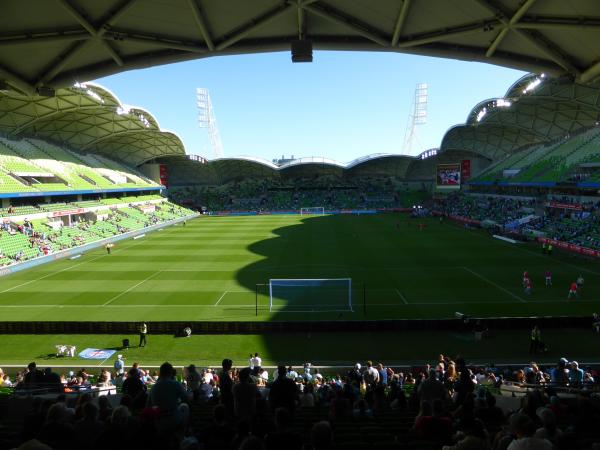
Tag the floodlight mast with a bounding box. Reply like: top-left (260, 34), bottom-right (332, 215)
top-left (196, 88), bottom-right (224, 158)
top-left (402, 83), bottom-right (428, 156)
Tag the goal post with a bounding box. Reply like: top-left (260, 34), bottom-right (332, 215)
top-left (268, 278), bottom-right (353, 312)
top-left (300, 207), bottom-right (325, 215)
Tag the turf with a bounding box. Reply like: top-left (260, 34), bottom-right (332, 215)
top-left (0, 214), bottom-right (598, 322)
top-left (1, 328), bottom-right (599, 368)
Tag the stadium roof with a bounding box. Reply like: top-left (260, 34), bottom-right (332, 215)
top-left (440, 74), bottom-right (600, 159)
top-left (161, 153), bottom-right (428, 185)
top-left (0, 82), bottom-right (185, 165)
top-left (2, 0), bottom-right (600, 94)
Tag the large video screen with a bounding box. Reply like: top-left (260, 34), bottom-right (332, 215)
top-left (436, 163), bottom-right (461, 188)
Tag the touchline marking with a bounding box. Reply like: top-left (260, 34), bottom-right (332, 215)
top-left (462, 267), bottom-right (526, 303)
top-left (446, 221), bottom-right (600, 276)
top-left (0, 299), bottom-right (597, 308)
top-left (395, 288), bottom-right (408, 305)
top-left (0, 227), bottom-right (175, 294)
top-left (214, 291), bottom-right (229, 306)
top-left (102, 270), bottom-right (163, 306)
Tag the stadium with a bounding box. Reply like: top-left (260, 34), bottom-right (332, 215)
top-left (0, 0), bottom-right (600, 449)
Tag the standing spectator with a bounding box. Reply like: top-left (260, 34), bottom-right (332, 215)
top-left (418, 369), bottom-right (447, 403)
top-left (269, 366), bottom-right (297, 414)
top-left (121, 368), bottom-right (147, 407)
top-left (113, 355), bottom-right (124, 376)
top-left (529, 326), bottom-right (541, 355)
top-left (219, 358), bottom-right (234, 413)
top-left (148, 362), bottom-right (190, 435)
top-left (233, 368), bottom-right (257, 421)
top-left (184, 364), bottom-right (202, 401)
top-left (138, 322), bottom-right (148, 347)
top-left (364, 361), bottom-right (379, 385)
top-left (377, 363), bottom-right (388, 386)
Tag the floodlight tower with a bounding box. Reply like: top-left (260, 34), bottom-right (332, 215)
top-left (402, 83), bottom-right (428, 156)
top-left (196, 88), bottom-right (224, 158)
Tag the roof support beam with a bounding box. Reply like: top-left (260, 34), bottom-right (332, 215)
top-left (397, 20), bottom-right (498, 48)
top-left (216, 3), bottom-right (295, 51)
top-left (579, 61), bottom-right (600, 85)
top-left (0, 65), bottom-right (35, 95)
top-left (108, 31), bottom-right (208, 53)
top-left (486, 0), bottom-right (537, 57)
top-left (391, 0), bottom-right (411, 47)
top-left (40, 0), bottom-right (137, 85)
top-left (54, 0), bottom-right (124, 65)
top-left (474, 0), bottom-right (579, 75)
top-left (186, 0), bottom-right (215, 51)
top-left (301, 3), bottom-right (389, 47)
top-left (513, 17), bottom-right (600, 31)
top-left (0, 31), bottom-right (89, 47)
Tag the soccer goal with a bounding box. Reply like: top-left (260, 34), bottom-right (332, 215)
top-left (300, 207), bottom-right (325, 215)
top-left (268, 278), bottom-right (353, 312)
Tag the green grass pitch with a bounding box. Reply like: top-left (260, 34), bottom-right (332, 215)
top-left (0, 213), bottom-right (598, 322)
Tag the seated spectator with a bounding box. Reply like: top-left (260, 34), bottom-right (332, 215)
top-left (352, 398), bottom-right (373, 419)
top-left (198, 404), bottom-right (234, 450)
top-left (73, 402), bottom-right (104, 448)
top-left (311, 421), bottom-right (333, 450)
top-left (442, 418), bottom-right (490, 450)
top-left (506, 413), bottom-right (552, 450)
top-left (38, 403), bottom-right (75, 450)
top-left (264, 408), bottom-right (303, 450)
top-left (534, 407), bottom-right (562, 445)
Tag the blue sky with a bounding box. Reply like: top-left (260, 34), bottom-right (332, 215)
top-left (96, 51), bottom-right (526, 162)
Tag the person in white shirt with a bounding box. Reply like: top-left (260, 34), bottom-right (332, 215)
top-left (259, 369), bottom-right (269, 381)
top-left (365, 361), bottom-right (379, 384)
top-left (251, 352), bottom-right (262, 369)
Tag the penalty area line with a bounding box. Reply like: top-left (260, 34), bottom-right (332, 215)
top-left (214, 291), bottom-right (229, 306)
top-left (462, 266), bottom-right (526, 303)
top-left (395, 288), bottom-right (408, 305)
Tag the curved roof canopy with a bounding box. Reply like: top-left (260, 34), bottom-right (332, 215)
top-left (161, 153), bottom-right (425, 185)
top-left (441, 74), bottom-right (600, 159)
top-left (1, 0), bottom-right (600, 93)
top-left (0, 82), bottom-right (185, 165)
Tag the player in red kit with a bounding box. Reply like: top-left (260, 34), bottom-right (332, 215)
top-left (568, 281), bottom-right (578, 300)
top-left (524, 277), bottom-right (532, 295)
top-left (545, 270), bottom-right (552, 286)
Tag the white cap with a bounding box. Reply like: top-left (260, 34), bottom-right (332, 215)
top-left (117, 354), bottom-right (123, 359)
top-left (355, 363), bottom-right (361, 370)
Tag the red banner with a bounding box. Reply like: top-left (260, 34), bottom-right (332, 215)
top-left (51, 208), bottom-right (84, 217)
top-left (432, 210), bottom-right (481, 226)
top-left (537, 237), bottom-right (600, 258)
top-left (159, 164), bottom-right (168, 186)
top-left (547, 201), bottom-right (582, 211)
top-left (461, 160), bottom-right (471, 181)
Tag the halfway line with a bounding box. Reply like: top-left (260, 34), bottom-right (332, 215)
top-left (102, 270), bottom-right (163, 306)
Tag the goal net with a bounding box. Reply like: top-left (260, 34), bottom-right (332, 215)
top-left (300, 207), bottom-right (325, 215)
top-left (269, 278), bottom-right (353, 312)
